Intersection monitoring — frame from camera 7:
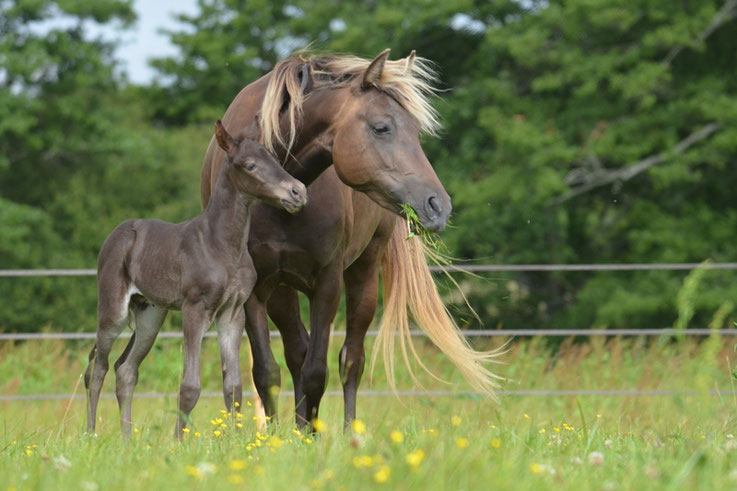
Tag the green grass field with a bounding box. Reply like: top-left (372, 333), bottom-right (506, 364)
top-left (2, 333), bottom-right (737, 489)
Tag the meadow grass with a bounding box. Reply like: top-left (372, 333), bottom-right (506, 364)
top-left (2, 333), bottom-right (737, 489)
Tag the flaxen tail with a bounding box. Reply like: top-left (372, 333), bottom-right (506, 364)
top-left (370, 222), bottom-right (505, 399)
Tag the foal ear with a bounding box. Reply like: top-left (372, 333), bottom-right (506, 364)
top-left (403, 50), bottom-right (416, 73)
top-left (362, 48), bottom-right (390, 88)
top-left (215, 120), bottom-right (236, 153)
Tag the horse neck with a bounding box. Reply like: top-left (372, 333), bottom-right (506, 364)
top-left (202, 164), bottom-right (252, 256)
top-left (280, 85), bottom-right (350, 185)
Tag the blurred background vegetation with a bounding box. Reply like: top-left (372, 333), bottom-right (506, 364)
top-left (1, 0), bottom-right (736, 333)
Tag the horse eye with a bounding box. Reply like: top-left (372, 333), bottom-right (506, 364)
top-left (245, 162), bottom-right (257, 171)
top-left (372, 124), bottom-right (390, 136)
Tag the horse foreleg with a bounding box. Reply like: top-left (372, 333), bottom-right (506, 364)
top-left (244, 295), bottom-right (281, 421)
top-left (301, 265), bottom-right (343, 428)
top-left (341, 259), bottom-right (381, 429)
top-left (267, 285), bottom-right (310, 426)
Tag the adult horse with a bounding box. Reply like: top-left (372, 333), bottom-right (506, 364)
top-left (201, 50), bottom-right (503, 427)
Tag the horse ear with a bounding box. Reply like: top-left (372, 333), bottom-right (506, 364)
top-left (362, 49), bottom-right (390, 88)
top-left (215, 120), bottom-right (236, 153)
top-left (242, 114), bottom-right (263, 142)
top-left (403, 50), bottom-right (416, 73)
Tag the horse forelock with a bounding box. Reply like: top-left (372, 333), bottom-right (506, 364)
top-left (259, 53), bottom-right (442, 156)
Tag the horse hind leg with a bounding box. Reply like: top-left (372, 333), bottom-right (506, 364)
top-left (115, 301), bottom-right (167, 438)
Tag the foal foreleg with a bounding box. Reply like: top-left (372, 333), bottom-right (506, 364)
top-left (216, 307), bottom-right (244, 414)
top-left (175, 302), bottom-right (212, 439)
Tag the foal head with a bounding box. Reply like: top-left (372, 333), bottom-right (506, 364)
top-left (215, 120), bottom-right (307, 214)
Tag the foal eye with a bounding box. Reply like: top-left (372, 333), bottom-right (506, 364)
top-left (372, 124), bottom-right (390, 136)
top-left (244, 161), bottom-right (257, 171)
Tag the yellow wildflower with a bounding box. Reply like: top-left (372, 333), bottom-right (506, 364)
top-left (451, 415), bottom-right (462, 427)
top-left (236, 423), bottom-right (243, 429)
top-left (234, 401), bottom-right (240, 408)
top-left (353, 455), bottom-right (374, 468)
top-left (374, 465), bottom-right (391, 484)
top-left (304, 438), bottom-right (313, 444)
top-left (221, 423), bottom-right (227, 429)
top-left (185, 466), bottom-right (203, 480)
top-left (524, 413), bottom-right (530, 420)
top-left (490, 438), bottom-right (502, 449)
top-left (247, 401), bottom-right (253, 407)
top-left (134, 428), bottom-right (139, 434)
top-left (236, 413), bottom-right (243, 420)
top-left (456, 437), bottom-right (469, 449)
top-left (352, 419), bottom-right (367, 435)
top-left (228, 474), bottom-right (244, 485)
top-left (529, 463), bottom-right (543, 475)
top-left (554, 427), bottom-right (561, 433)
top-left (213, 430), bottom-right (222, 437)
top-left (269, 436), bottom-right (284, 449)
top-left (390, 430), bottom-right (404, 444)
top-left (405, 449), bottom-right (425, 468)
top-left (182, 428), bottom-right (190, 434)
top-left (229, 459), bottom-right (247, 471)
top-left (194, 432), bottom-right (201, 438)
top-left (428, 428), bottom-right (439, 438)
top-left (24, 449), bottom-right (33, 456)
top-left (313, 419), bottom-right (327, 432)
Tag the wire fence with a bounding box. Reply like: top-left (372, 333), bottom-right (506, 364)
top-left (2, 263), bottom-right (736, 401)
top-left (3, 262), bottom-right (737, 277)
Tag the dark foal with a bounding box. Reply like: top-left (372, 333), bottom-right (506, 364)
top-left (84, 120), bottom-right (307, 438)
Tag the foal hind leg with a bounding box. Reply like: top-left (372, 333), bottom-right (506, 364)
top-left (267, 286), bottom-right (310, 425)
top-left (85, 307), bottom-right (129, 434)
top-left (115, 303), bottom-right (167, 437)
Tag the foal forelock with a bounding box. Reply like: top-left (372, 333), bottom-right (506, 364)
top-left (259, 53), bottom-right (443, 155)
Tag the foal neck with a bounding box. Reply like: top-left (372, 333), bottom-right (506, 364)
top-left (203, 163), bottom-right (253, 255)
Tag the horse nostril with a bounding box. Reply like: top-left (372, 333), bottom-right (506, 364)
top-left (290, 185), bottom-right (302, 199)
top-left (427, 196), bottom-right (442, 217)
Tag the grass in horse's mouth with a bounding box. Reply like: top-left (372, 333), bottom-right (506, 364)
top-left (399, 203), bottom-right (445, 252)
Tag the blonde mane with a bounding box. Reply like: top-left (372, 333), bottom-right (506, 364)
top-left (260, 52), bottom-right (442, 154)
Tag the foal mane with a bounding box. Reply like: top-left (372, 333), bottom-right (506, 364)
top-left (260, 52), bottom-right (442, 154)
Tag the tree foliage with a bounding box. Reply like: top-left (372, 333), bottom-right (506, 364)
top-left (1, 0), bottom-right (736, 332)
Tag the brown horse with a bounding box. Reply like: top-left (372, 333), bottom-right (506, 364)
top-left (201, 50), bottom-right (503, 428)
top-left (85, 120), bottom-right (307, 438)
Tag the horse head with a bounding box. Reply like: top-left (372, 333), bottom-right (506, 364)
top-left (328, 50), bottom-right (452, 232)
